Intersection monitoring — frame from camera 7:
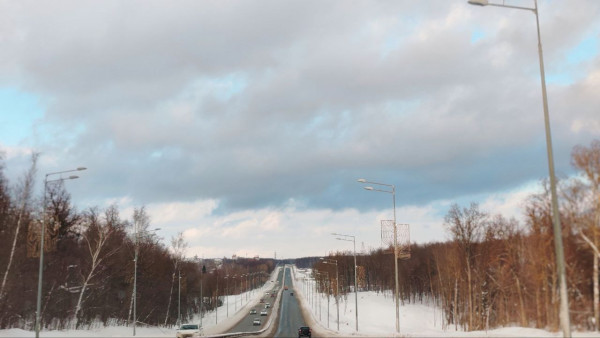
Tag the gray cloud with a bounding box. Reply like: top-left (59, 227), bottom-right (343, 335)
top-left (2, 0), bottom-right (600, 217)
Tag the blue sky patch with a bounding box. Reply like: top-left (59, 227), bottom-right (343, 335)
top-left (545, 72), bottom-right (576, 86)
top-left (211, 74), bottom-right (248, 101)
top-left (0, 88), bottom-right (44, 146)
top-left (470, 29), bottom-right (486, 44)
top-left (567, 35), bottom-right (598, 64)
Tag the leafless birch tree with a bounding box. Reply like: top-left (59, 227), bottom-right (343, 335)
top-left (74, 206), bottom-right (121, 327)
top-left (571, 139), bottom-right (600, 331)
top-left (164, 232), bottom-right (186, 326)
top-left (0, 153), bottom-right (37, 301)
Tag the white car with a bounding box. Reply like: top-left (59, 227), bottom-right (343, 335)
top-left (253, 318), bottom-right (261, 326)
top-left (176, 324), bottom-right (200, 338)
top-left (260, 310), bottom-right (268, 316)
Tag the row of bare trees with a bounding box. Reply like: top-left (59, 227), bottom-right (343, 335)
top-left (0, 154), bottom-right (275, 330)
top-left (313, 139), bottom-right (600, 332)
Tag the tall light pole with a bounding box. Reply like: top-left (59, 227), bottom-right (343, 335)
top-left (357, 178), bottom-right (399, 334)
top-left (467, 1), bottom-right (571, 336)
top-left (225, 275), bottom-right (229, 318)
top-left (36, 167), bottom-right (86, 338)
top-left (240, 274), bottom-right (244, 308)
top-left (200, 262), bottom-right (205, 328)
top-left (318, 270), bottom-right (330, 328)
top-left (215, 271), bottom-right (219, 325)
top-left (314, 272), bottom-right (321, 321)
top-left (333, 233), bottom-right (358, 332)
top-left (178, 269), bottom-right (181, 326)
top-left (133, 226), bottom-right (160, 336)
top-left (232, 275), bottom-right (237, 312)
top-left (316, 271), bottom-right (332, 323)
top-left (246, 270), bottom-right (250, 302)
top-left (321, 258), bottom-right (339, 331)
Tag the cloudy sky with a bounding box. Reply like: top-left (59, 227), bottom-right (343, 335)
top-left (1, 0), bottom-right (599, 259)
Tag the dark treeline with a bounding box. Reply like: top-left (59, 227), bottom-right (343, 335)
top-left (311, 139), bottom-right (600, 332)
top-left (0, 153), bottom-right (275, 330)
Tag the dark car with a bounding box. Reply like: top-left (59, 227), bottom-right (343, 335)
top-left (298, 326), bottom-right (311, 338)
top-left (290, 292), bottom-right (294, 296)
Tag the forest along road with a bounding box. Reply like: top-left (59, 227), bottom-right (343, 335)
top-left (273, 267), bottom-right (313, 338)
top-left (226, 268), bottom-right (284, 333)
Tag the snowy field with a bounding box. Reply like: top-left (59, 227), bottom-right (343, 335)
top-left (292, 266), bottom-right (598, 337)
top-left (0, 267), bottom-right (282, 337)
top-left (3, 265), bottom-right (598, 337)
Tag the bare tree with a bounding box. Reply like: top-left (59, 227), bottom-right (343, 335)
top-left (74, 206), bottom-right (121, 327)
top-left (127, 206), bottom-right (151, 325)
top-left (164, 232), bottom-right (187, 326)
top-left (444, 202), bottom-right (487, 330)
top-left (571, 139), bottom-right (600, 331)
top-left (0, 153), bottom-right (37, 301)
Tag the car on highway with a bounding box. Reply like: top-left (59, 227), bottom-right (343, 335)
top-left (298, 326), bottom-right (312, 337)
top-left (249, 309), bottom-right (257, 314)
top-left (265, 303), bottom-right (270, 308)
top-left (290, 292), bottom-right (294, 296)
top-left (176, 324), bottom-right (200, 338)
top-left (253, 318), bottom-right (261, 326)
top-left (260, 310), bottom-right (268, 316)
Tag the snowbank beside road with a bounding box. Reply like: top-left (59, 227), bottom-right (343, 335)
top-left (292, 265), bottom-right (597, 337)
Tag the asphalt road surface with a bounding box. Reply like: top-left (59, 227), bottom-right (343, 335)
top-left (274, 266), bottom-right (310, 338)
top-left (226, 267), bottom-right (284, 333)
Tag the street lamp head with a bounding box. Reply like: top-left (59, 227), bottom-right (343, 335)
top-left (468, 0), bottom-right (488, 6)
top-left (357, 178), bottom-right (367, 183)
top-left (68, 175), bottom-right (79, 180)
top-left (77, 167), bottom-right (87, 171)
top-left (364, 186), bottom-right (374, 191)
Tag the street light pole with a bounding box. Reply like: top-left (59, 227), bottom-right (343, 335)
top-left (315, 272), bottom-right (322, 321)
top-left (246, 271), bottom-right (249, 302)
top-left (225, 275), bottom-right (229, 318)
top-left (36, 167), bottom-right (86, 338)
top-left (233, 276), bottom-right (237, 312)
top-left (200, 263), bottom-right (204, 329)
top-left (215, 272), bottom-right (219, 325)
top-left (333, 233), bottom-right (359, 332)
top-left (240, 274), bottom-right (244, 309)
top-left (321, 258), bottom-right (339, 331)
top-left (467, 1), bottom-right (571, 336)
top-left (319, 271), bottom-right (330, 329)
top-left (357, 178), bottom-right (399, 334)
top-left (178, 269), bottom-right (181, 326)
top-left (133, 232), bottom-right (137, 336)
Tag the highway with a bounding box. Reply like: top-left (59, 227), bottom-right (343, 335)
top-left (226, 268), bottom-right (284, 333)
top-left (224, 265), bottom-right (314, 337)
top-left (274, 266), bottom-right (310, 338)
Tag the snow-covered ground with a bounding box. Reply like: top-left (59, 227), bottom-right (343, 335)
top-left (3, 264), bottom-right (598, 337)
top-left (0, 267), bottom-right (282, 337)
top-left (292, 266), bottom-right (598, 337)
